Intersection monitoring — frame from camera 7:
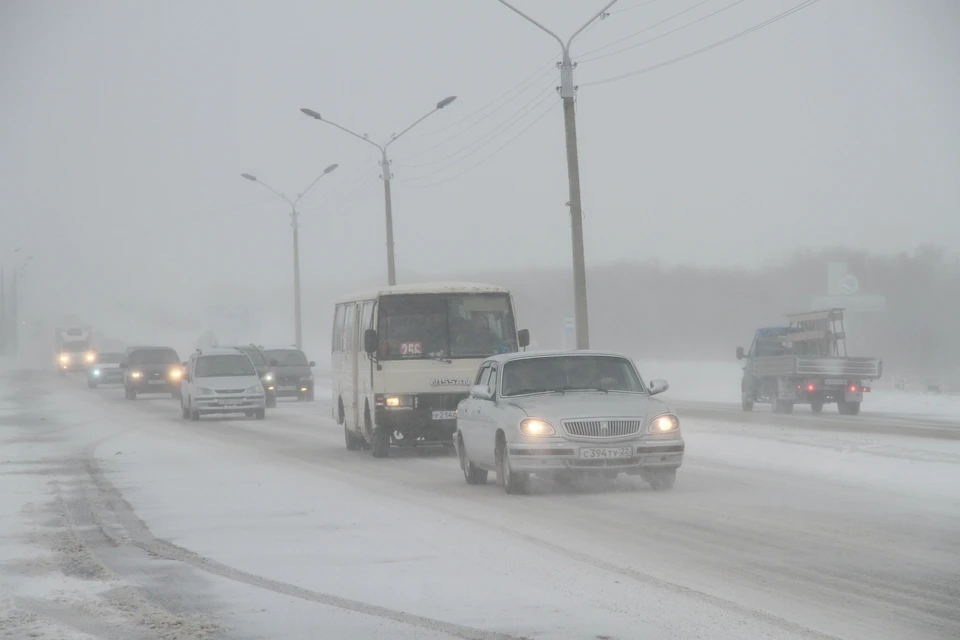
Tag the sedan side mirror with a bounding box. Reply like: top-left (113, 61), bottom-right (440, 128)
top-left (308, 361), bottom-right (316, 367)
top-left (470, 385), bottom-right (493, 401)
top-left (518, 329), bottom-right (530, 349)
top-left (364, 329), bottom-right (379, 355)
top-left (118, 362), bottom-right (127, 369)
top-left (648, 379), bottom-right (669, 396)
top-left (736, 346), bottom-right (745, 360)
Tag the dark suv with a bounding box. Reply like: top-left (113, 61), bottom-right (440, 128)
top-left (224, 344), bottom-right (277, 408)
top-left (261, 345), bottom-right (316, 401)
top-left (120, 346), bottom-right (183, 399)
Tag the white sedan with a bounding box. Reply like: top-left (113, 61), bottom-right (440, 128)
top-left (454, 350), bottom-right (684, 494)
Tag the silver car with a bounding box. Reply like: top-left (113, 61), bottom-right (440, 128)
top-left (180, 348), bottom-right (266, 420)
top-left (454, 350), bottom-right (684, 494)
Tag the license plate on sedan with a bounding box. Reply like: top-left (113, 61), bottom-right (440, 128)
top-left (148, 379), bottom-right (166, 385)
top-left (432, 410), bottom-right (457, 420)
top-left (579, 446), bottom-right (634, 460)
top-left (277, 385), bottom-right (296, 391)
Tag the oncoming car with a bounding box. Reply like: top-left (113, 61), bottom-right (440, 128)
top-left (454, 351), bottom-right (684, 494)
top-left (224, 344), bottom-right (277, 407)
top-left (180, 348), bottom-right (266, 420)
top-left (120, 346), bottom-right (183, 399)
top-left (87, 352), bottom-right (125, 388)
top-left (261, 346), bottom-right (315, 401)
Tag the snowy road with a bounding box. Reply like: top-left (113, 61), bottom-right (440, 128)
top-left (2, 370), bottom-right (959, 639)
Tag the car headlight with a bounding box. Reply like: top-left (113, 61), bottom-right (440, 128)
top-left (262, 373), bottom-right (274, 382)
top-left (85, 352), bottom-right (96, 363)
top-left (245, 385), bottom-right (264, 395)
top-left (168, 369), bottom-right (182, 380)
top-left (59, 354), bottom-right (70, 363)
top-left (196, 387), bottom-right (214, 396)
top-left (649, 414), bottom-right (679, 433)
top-left (93, 369), bottom-right (101, 376)
top-left (519, 418), bottom-right (555, 436)
top-left (131, 371), bottom-right (143, 379)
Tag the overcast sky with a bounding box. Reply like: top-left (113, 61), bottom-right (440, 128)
top-left (2, 0), bottom-right (959, 312)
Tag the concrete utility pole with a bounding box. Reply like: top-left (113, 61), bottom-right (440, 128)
top-left (496, 0), bottom-right (618, 350)
top-left (241, 165), bottom-right (339, 349)
top-left (300, 96), bottom-right (457, 286)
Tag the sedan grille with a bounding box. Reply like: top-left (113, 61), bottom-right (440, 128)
top-left (217, 389), bottom-right (245, 394)
top-left (563, 419), bottom-right (643, 438)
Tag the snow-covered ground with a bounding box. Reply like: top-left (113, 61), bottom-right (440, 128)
top-left (634, 358), bottom-right (960, 420)
top-left (2, 369), bottom-right (959, 639)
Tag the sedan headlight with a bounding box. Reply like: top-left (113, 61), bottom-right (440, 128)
top-left (262, 372), bottom-right (274, 382)
top-left (519, 418), bottom-right (556, 436)
top-left (649, 414), bottom-right (679, 433)
top-left (245, 385), bottom-right (264, 395)
top-left (130, 371), bottom-right (143, 379)
top-left (92, 369), bottom-right (101, 376)
top-left (85, 352), bottom-right (96, 363)
top-left (168, 368), bottom-right (182, 380)
top-left (59, 354), bottom-right (70, 363)
top-left (196, 387), bottom-right (214, 396)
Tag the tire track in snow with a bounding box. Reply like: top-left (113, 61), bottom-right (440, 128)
top-left (79, 448), bottom-right (527, 640)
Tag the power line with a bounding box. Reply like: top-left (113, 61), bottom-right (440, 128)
top-left (399, 89), bottom-right (557, 181)
top-left (400, 99), bottom-right (559, 189)
top-left (578, 0), bottom-right (716, 59)
top-left (581, 0), bottom-right (823, 87)
top-left (580, 0), bottom-right (753, 64)
top-left (413, 54), bottom-right (557, 138)
top-left (395, 67), bottom-right (557, 162)
top-left (396, 81), bottom-right (556, 169)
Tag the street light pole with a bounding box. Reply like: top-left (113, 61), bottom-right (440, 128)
top-left (496, 0), bottom-right (618, 350)
top-left (300, 95), bottom-right (457, 286)
top-left (241, 164), bottom-right (339, 349)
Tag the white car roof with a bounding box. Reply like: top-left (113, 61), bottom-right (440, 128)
top-left (198, 348), bottom-right (251, 357)
top-left (484, 350), bottom-right (633, 365)
top-left (336, 281), bottom-right (510, 303)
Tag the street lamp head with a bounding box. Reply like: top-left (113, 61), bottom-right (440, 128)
top-left (300, 108), bottom-right (322, 121)
top-left (323, 163), bottom-right (339, 174)
top-left (240, 173), bottom-right (257, 182)
top-left (436, 96), bottom-right (457, 109)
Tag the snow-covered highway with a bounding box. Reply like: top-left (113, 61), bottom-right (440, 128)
top-left (2, 369), bottom-right (958, 640)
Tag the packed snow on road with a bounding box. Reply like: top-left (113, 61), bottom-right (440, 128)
top-left (1, 364), bottom-right (958, 640)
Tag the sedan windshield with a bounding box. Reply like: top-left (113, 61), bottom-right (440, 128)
top-left (501, 356), bottom-right (645, 397)
top-left (96, 352), bottom-right (124, 364)
top-left (195, 354), bottom-right (256, 377)
top-left (263, 349), bottom-right (307, 366)
top-left (239, 347), bottom-right (266, 366)
top-left (61, 341), bottom-right (90, 353)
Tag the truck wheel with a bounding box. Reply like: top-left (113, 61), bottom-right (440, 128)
top-left (371, 427), bottom-right (390, 458)
top-left (741, 394), bottom-right (754, 412)
top-left (181, 404), bottom-right (190, 420)
top-left (773, 400), bottom-right (794, 414)
top-left (838, 400), bottom-right (860, 416)
top-left (345, 424), bottom-right (363, 451)
top-left (458, 435), bottom-right (488, 485)
top-left (648, 469), bottom-right (677, 491)
top-left (811, 400), bottom-right (824, 413)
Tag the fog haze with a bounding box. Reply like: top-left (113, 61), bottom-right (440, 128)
top-left (2, 0), bottom-right (958, 369)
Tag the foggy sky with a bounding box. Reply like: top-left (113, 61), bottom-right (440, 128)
top-left (2, 0), bottom-right (959, 324)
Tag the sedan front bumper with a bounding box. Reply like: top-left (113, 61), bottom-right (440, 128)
top-left (194, 394), bottom-right (265, 413)
top-left (507, 438), bottom-right (684, 474)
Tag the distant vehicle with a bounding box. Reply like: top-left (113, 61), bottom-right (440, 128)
top-left (737, 308), bottom-right (883, 415)
top-left (223, 344), bottom-right (277, 407)
top-left (120, 346), bottom-right (183, 399)
top-left (333, 282), bottom-right (529, 458)
top-left (55, 325), bottom-right (94, 374)
top-left (87, 352), bottom-right (125, 388)
top-left (180, 348), bottom-right (266, 420)
top-left (261, 345), bottom-right (315, 402)
top-left (454, 350), bottom-right (683, 494)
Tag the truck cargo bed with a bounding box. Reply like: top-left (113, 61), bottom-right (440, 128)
top-left (752, 356), bottom-right (881, 379)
